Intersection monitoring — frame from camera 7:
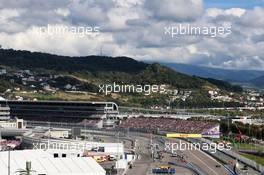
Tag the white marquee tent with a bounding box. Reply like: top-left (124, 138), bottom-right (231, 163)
top-left (0, 150), bottom-right (106, 175)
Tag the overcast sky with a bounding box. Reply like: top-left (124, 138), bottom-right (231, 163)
top-left (0, 0), bottom-right (264, 70)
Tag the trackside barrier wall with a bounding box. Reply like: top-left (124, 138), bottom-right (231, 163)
top-left (200, 138), bottom-right (264, 173)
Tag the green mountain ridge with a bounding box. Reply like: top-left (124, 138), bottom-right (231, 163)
top-left (163, 63), bottom-right (264, 87)
top-left (0, 48), bottom-right (243, 107)
top-left (250, 76), bottom-right (264, 88)
top-left (0, 48), bottom-right (240, 90)
top-left (0, 49), bottom-right (148, 73)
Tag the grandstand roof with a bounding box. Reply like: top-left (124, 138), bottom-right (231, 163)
top-left (0, 150), bottom-right (106, 175)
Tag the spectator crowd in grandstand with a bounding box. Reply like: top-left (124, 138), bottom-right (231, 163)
top-left (119, 117), bottom-right (217, 134)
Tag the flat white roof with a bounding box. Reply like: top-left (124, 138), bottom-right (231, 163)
top-left (0, 150), bottom-right (105, 175)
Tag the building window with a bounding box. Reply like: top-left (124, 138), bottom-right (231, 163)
top-left (54, 153), bottom-right (59, 158)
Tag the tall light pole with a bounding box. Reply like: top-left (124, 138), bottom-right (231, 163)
top-left (7, 146), bottom-right (11, 175)
top-left (116, 131), bottom-right (120, 170)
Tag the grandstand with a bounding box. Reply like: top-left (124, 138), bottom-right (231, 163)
top-left (0, 97), bottom-right (10, 120)
top-left (119, 117), bottom-right (217, 134)
top-left (0, 100), bottom-right (118, 123)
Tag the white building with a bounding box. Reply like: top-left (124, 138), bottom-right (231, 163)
top-left (208, 90), bottom-right (218, 96)
top-left (44, 129), bottom-right (69, 138)
top-left (0, 69), bottom-right (7, 75)
top-left (212, 95), bottom-right (232, 102)
top-left (232, 116), bottom-right (264, 125)
top-left (0, 149), bottom-right (106, 175)
top-left (23, 132), bottom-right (125, 155)
top-left (0, 100), bottom-right (10, 120)
top-left (0, 119), bottom-right (25, 129)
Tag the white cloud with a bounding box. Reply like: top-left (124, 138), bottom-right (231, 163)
top-left (144, 0), bottom-right (204, 22)
top-left (206, 8), bottom-right (246, 17)
top-left (240, 7), bottom-right (264, 28)
top-left (0, 0), bottom-right (263, 70)
top-left (55, 8), bottom-right (70, 17)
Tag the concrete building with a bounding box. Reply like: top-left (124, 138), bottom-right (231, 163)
top-left (44, 129), bottom-right (69, 139)
top-left (232, 116), bottom-right (264, 125)
top-left (0, 97), bottom-right (10, 120)
top-left (0, 119), bottom-right (25, 129)
top-left (0, 68), bottom-right (7, 75)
